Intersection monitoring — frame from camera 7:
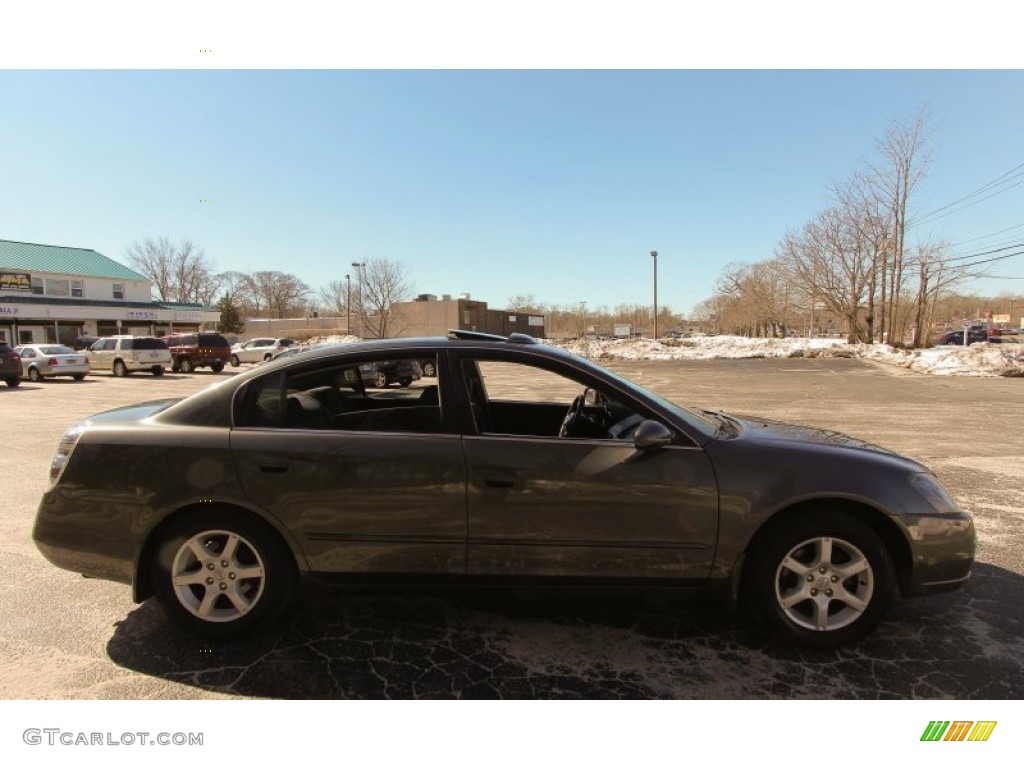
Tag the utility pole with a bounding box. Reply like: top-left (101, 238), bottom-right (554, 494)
top-left (651, 250), bottom-right (659, 339)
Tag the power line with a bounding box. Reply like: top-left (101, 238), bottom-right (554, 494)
top-left (912, 161), bottom-right (1024, 225)
top-left (911, 177), bottom-right (1024, 227)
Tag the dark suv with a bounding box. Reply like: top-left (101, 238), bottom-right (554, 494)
top-left (163, 332), bottom-right (231, 373)
top-left (0, 342), bottom-right (22, 387)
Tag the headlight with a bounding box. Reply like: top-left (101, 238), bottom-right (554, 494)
top-left (910, 473), bottom-right (961, 515)
top-left (49, 421), bottom-right (87, 485)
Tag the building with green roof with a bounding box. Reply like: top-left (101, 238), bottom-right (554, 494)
top-left (0, 238), bottom-right (218, 345)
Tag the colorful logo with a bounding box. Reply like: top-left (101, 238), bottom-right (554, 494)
top-left (921, 721), bottom-right (997, 742)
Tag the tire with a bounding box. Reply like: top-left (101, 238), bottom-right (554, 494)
top-left (72, 374), bottom-right (86, 381)
top-left (744, 511), bottom-right (895, 647)
top-left (28, 366), bottom-right (43, 382)
top-left (171, 363), bottom-right (181, 373)
top-left (112, 359), bottom-right (129, 377)
top-left (179, 357), bottom-right (195, 373)
top-left (374, 371), bottom-right (388, 388)
top-left (152, 366), bottom-right (165, 377)
top-left (263, 353), bottom-right (272, 362)
top-left (399, 378), bottom-right (412, 387)
top-left (4, 377), bottom-right (19, 388)
top-left (230, 354), bottom-right (240, 367)
top-left (210, 362), bottom-right (225, 373)
top-left (151, 508), bottom-right (297, 637)
top-left (422, 361), bottom-right (436, 377)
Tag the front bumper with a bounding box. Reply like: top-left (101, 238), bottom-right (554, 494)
top-left (902, 513), bottom-right (976, 596)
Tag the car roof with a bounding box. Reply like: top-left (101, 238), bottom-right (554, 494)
top-left (256, 331), bottom-right (564, 369)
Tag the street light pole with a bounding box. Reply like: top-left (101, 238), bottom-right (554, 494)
top-left (345, 273), bottom-right (351, 336)
top-left (350, 262), bottom-right (365, 338)
top-left (651, 250), bottom-right (658, 339)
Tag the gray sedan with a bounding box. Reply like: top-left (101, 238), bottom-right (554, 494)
top-left (33, 331), bottom-right (975, 646)
top-left (15, 344), bottom-right (91, 381)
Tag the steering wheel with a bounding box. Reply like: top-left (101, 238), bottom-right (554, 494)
top-left (559, 394), bottom-right (586, 437)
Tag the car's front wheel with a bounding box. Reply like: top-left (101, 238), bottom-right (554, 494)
top-left (230, 354), bottom-right (240, 367)
top-left (745, 511), bottom-right (895, 647)
top-left (112, 360), bottom-right (129, 377)
top-left (422, 361), bottom-right (436, 377)
top-left (151, 509), bottom-right (297, 637)
top-left (374, 371), bottom-right (388, 388)
top-left (152, 366), bottom-right (165, 376)
top-left (179, 358), bottom-right (195, 373)
top-left (28, 366), bottom-right (43, 382)
top-left (210, 362), bottom-right (225, 373)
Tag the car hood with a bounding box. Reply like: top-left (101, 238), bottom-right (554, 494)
top-left (728, 414), bottom-right (929, 472)
top-left (81, 399), bottom-right (183, 425)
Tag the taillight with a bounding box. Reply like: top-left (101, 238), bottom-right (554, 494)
top-left (50, 422), bottom-right (86, 485)
top-left (48, 357), bottom-right (58, 365)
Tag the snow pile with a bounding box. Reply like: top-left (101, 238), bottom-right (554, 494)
top-left (548, 336), bottom-right (1024, 378)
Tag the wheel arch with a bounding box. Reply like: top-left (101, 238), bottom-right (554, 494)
top-left (734, 497), bottom-right (913, 603)
top-left (133, 500), bottom-right (306, 602)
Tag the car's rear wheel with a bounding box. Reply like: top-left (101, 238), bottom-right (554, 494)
top-left (72, 374), bottom-right (86, 381)
top-left (230, 354), bottom-right (240, 367)
top-left (28, 366), bottom-right (43, 382)
top-left (210, 362), bottom-right (225, 373)
top-left (745, 511), bottom-right (894, 647)
top-left (422, 361), bottom-right (436, 377)
top-left (152, 366), bottom-right (165, 376)
top-left (180, 358), bottom-right (195, 373)
top-left (263, 353), bottom-right (273, 362)
top-left (4, 377), bottom-right (19, 388)
top-left (151, 509), bottom-right (297, 637)
top-left (374, 371), bottom-right (388, 388)
top-left (112, 359), bottom-right (129, 377)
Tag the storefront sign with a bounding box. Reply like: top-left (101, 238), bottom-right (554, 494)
top-left (0, 305), bottom-right (20, 316)
top-left (127, 310), bottom-right (158, 320)
top-left (0, 272), bottom-right (31, 292)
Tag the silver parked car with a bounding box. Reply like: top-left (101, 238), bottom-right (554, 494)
top-left (230, 338), bottom-right (296, 366)
top-left (87, 336), bottom-right (171, 377)
top-left (14, 344), bottom-right (91, 381)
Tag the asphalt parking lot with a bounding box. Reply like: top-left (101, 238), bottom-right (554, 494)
top-left (1, 357), bottom-right (1022, 699)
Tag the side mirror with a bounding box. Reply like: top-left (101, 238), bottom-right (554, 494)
top-left (634, 420), bottom-right (674, 451)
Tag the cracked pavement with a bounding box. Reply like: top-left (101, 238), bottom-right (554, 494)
top-left (2, 358), bottom-right (1022, 699)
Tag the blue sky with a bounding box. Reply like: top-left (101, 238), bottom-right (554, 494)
top-left (2, 69), bottom-right (1023, 314)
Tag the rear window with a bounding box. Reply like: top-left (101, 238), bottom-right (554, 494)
top-left (199, 334), bottom-right (229, 347)
top-left (40, 345), bottom-right (74, 354)
top-left (129, 337), bottom-right (168, 350)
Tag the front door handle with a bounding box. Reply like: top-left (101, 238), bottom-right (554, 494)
top-left (259, 464), bottom-right (289, 474)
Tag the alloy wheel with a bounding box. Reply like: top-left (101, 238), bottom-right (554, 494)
top-left (773, 535), bottom-right (875, 632)
top-left (170, 530), bottom-right (266, 623)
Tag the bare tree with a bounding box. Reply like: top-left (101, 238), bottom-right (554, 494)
top-left (318, 279), bottom-right (350, 318)
top-left (357, 257), bottom-right (415, 338)
top-left (125, 237), bottom-right (219, 305)
top-left (870, 108), bottom-right (933, 344)
top-left (241, 271), bottom-right (310, 319)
